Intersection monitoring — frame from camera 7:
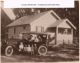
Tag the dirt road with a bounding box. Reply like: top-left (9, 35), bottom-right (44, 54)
top-left (1, 51), bottom-right (79, 62)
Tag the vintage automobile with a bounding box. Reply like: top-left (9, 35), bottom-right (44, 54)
top-left (3, 32), bottom-right (50, 56)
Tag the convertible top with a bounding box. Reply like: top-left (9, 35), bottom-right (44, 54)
top-left (22, 32), bottom-right (49, 35)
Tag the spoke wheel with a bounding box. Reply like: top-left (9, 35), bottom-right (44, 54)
top-left (38, 45), bottom-right (47, 56)
top-left (5, 46), bottom-right (13, 56)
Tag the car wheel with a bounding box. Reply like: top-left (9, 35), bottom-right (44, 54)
top-left (38, 45), bottom-right (47, 56)
top-left (5, 46), bottom-right (13, 56)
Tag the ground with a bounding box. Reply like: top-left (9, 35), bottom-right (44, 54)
top-left (1, 48), bottom-right (79, 62)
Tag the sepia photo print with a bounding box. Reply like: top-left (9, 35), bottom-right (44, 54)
top-left (0, 1), bottom-right (79, 63)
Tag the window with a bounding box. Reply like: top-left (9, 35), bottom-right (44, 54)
top-left (64, 29), bottom-right (67, 34)
top-left (58, 28), bottom-right (64, 34)
top-left (67, 29), bottom-right (71, 34)
top-left (14, 27), bottom-right (16, 34)
top-left (41, 27), bottom-right (44, 32)
top-left (36, 26), bottom-right (44, 32)
top-left (58, 28), bottom-right (71, 34)
top-left (58, 28), bottom-right (68, 34)
top-left (23, 25), bottom-right (26, 29)
top-left (36, 26), bottom-right (38, 32)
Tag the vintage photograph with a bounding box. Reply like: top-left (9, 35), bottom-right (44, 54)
top-left (1, 1), bottom-right (79, 62)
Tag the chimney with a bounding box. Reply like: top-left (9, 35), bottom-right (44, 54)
top-left (31, 8), bottom-right (35, 13)
top-left (37, 10), bottom-right (40, 13)
top-left (31, 8), bottom-right (35, 15)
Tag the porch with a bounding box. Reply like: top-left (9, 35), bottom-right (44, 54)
top-left (46, 27), bottom-right (73, 45)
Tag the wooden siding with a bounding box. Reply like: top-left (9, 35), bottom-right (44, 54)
top-left (8, 27), bottom-right (14, 39)
top-left (8, 24), bottom-right (30, 39)
top-left (31, 12), bottom-right (57, 32)
top-left (7, 11), bottom-right (74, 45)
top-left (58, 21), bottom-right (71, 28)
top-left (57, 28), bottom-right (73, 45)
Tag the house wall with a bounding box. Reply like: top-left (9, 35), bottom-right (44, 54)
top-left (8, 27), bottom-right (14, 39)
top-left (57, 28), bottom-right (73, 45)
top-left (8, 24), bottom-right (30, 39)
top-left (56, 21), bottom-right (73, 45)
top-left (31, 12), bottom-right (57, 32)
top-left (58, 21), bottom-right (71, 28)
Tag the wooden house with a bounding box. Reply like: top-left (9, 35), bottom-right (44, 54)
top-left (7, 10), bottom-right (76, 45)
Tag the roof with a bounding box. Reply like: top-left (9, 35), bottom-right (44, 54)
top-left (7, 10), bottom-right (76, 30)
top-left (49, 18), bottom-right (76, 30)
top-left (7, 11), bottom-right (47, 27)
top-left (7, 10), bottom-right (61, 27)
top-left (64, 19), bottom-right (76, 30)
top-left (49, 20), bottom-right (63, 27)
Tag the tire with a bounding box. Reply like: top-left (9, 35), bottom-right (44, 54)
top-left (5, 46), bottom-right (13, 56)
top-left (38, 45), bottom-right (47, 56)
